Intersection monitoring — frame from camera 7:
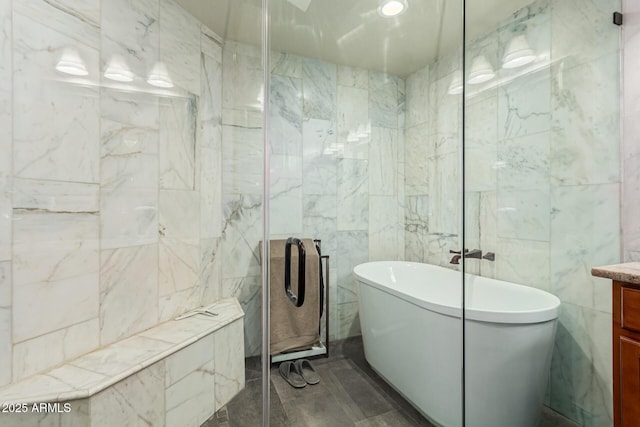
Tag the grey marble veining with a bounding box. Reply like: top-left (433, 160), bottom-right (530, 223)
top-left (303, 58), bottom-right (336, 120)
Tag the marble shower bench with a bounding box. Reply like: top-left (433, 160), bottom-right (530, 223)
top-left (0, 298), bottom-right (245, 427)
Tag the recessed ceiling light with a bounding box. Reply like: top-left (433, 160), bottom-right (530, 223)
top-left (378, 0), bottom-right (408, 17)
top-left (147, 62), bottom-right (174, 88)
top-left (104, 54), bottom-right (134, 83)
top-left (502, 35), bottom-right (536, 69)
top-left (468, 56), bottom-right (495, 85)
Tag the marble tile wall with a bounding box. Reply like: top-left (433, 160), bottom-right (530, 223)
top-left (404, 0), bottom-right (620, 425)
top-left (0, 0), bottom-right (225, 386)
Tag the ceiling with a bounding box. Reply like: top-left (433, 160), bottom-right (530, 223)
top-left (175, 0), bottom-right (535, 77)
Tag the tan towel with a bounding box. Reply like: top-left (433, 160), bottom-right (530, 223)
top-left (262, 239), bottom-right (320, 355)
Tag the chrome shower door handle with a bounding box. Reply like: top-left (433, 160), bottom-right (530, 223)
top-left (284, 237), bottom-right (306, 307)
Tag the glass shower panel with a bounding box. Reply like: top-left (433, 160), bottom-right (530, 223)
top-left (463, 0), bottom-right (621, 425)
top-left (266, 0), bottom-right (463, 425)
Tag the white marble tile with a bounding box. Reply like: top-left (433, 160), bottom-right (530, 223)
top-left (549, 303), bottom-right (613, 427)
top-left (166, 359), bottom-right (215, 427)
top-left (13, 11), bottom-right (100, 183)
top-left (551, 0), bottom-right (619, 70)
top-left (90, 362), bottom-right (165, 427)
top-left (302, 119), bottom-right (338, 195)
top-left (337, 65), bottom-right (368, 89)
top-left (623, 153), bottom-right (640, 260)
top-left (427, 151), bottom-right (460, 235)
top-left (422, 233), bottom-right (462, 268)
top-left (495, 238), bottom-right (550, 291)
top-left (0, 0), bottom-right (11, 263)
top-left (214, 319), bottom-right (244, 408)
top-left (369, 72), bottom-right (398, 128)
top-left (369, 197), bottom-right (400, 262)
top-left (12, 211), bottom-right (99, 343)
top-left (465, 95), bottom-right (498, 150)
top-left (497, 67), bottom-right (551, 141)
top-left (551, 53), bottom-right (620, 186)
top-left (221, 276), bottom-right (260, 356)
top-left (200, 238), bottom-right (222, 304)
top-left (550, 184), bottom-right (620, 313)
top-left (100, 188), bottom-right (158, 249)
top-left (12, 319), bottom-right (99, 382)
top-left (337, 231), bottom-right (368, 305)
top-left (159, 237), bottom-right (200, 297)
top-left (159, 190), bottom-right (200, 239)
top-left (160, 0), bottom-right (200, 94)
top-left (100, 245), bottom-right (158, 346)
top-left (270, 75), bottom-right (303, 156)
top-left (270, 184), bottom-right (303, 236)
top-left (465, 146), bottom-right (497, 193)
top-left (13, 179), bottom-right (99, 213)
top-left (101, 89), bottom-right (160, 130)
top-left (337, 85), bottom-right (369, 159)
top-left (405, 65), bottom-right (430, 128)
top-left (101, 0), bottom-right (159, 85)
top-left (222, 125), bottom-right (263, 195)
top-left (432, 76), bottom-right (460, 152)
top-left (201, 27), bottom-right (222, 60)
top-left (165, 334), bottom-right (214, 388)
top-left (337, 159), bottom-right (368, 231)
top-left (497, 132), bottom-right (550, 190)
top-left (302, 195), bottom-right (338, 257)
top-left (369, 127), bottom-right (398, 196)
top-left (221, 42), bottom-right (263, 126)
top-left (479, 191), bottom-right (498, 278)
top-left (0, 373), bottom-right (75, 404)
top-left (303, 58), bottom-right (336, 120)
top-left (271, 52), bottom-right (303, 78)
top-left (221, 195), bottom-right (263, 279)
top-left (496, 188), bottom-right (549, 241)
top-left (0, 261), bottom-right (10, 386)
top-left (46, 364), bottom-right (107, 393)
top-left (160, 96), bottom-right (198, 190)
top-left (338, 301), bottom-right (361, 339)
top-left (199, 50), bottom-right (222, 149)
top-left (404, 124), bottom-right (430, 196)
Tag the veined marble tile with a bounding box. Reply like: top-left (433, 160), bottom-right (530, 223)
top-left (271, 52), bottom-right (303, 78)
top-left (369, 72), bottom-right (398, 128)
top-left (302, 195), bottom-right (338, 256)
top-left (465, 95), bottom-right (498, 150)
top-left (158, 286), bottom-right (203, 323)
top-left (337, 231), bottom-right (368, 305)
top-left (435, 48), bottom-right (461, 81)
top-left (551, 53), bottom-right (620, 186)
top-left (101, 0), bottom-right (159, 85)
top-left (101, 89), bottom-right (160, 130)
top-left (623, 153), bottom-right (640, 260)
top-left (270, 154), bottom-right (302, 195)
top-left (159, 190), bottom-right (200, 239)
top-left (338, 301), bottom-right (361, 339)
top-left (200, 238), bottom-right (222, 304)
top-left (159, 237), bottom-right (200, 296)
top-left (13, 179), bottom-right (99, 213)
top-left (302, 119), bottom-right (337, 195)
top-left (270, 183), bottom-right (303, 236)
top-left (337, 85), bottom-right (369, 159)
top-left (160, 0), bottom-right (200, 94)
top-left (214, 319), bottom-right (244, 408)
top-left (550, 184), bottom-right (620, 313)
top-left (427, 152), bottom-right (460, 236)
top-left (160, 96), bottom-right (197, 190)
top-left (423, 233), bottom-right (461, 268)
top-left (201, 27), bottom-right (222, 61)
top-left (13, 210), bottom-right (99, 343)
top-left (497, 132), bottom-right (550, 190)
top-left (405, 65), bottom-right (430, 128)
top-left (199, 50), bottom-right (222, 141)
top-left (465, 192), bottom-right (481, 250)
top-left (0, 0), bottom-right (11, 263)
top-left (165, 334), bottom-right (214, 387)
top-left (12, 319), bottom-right (99, 382)
top-left (404, 124), bottom-right (430, 196)
top-left (221, 195), bottom-right (263, 279)
top-left (221, 276), bottom-right (260, 356)
top-left (14, 0), bottom-right (99, 49)
top-left (405, 195), bottom-right (429, 235)
top-left (479, 191), bottom-right (498, 278)
top-left (496, 187), bottom-right (549, 242)
top-left (337, 65), bottom-right (368, 89)
top-left (166, 359), bottom-right (215, 427)
top-left (222, 125), bottom-right (263, 195)
top-left (369, 127), bottom-right (398, 196)
top-left (0, 261), bottom-right (10, 386)
top-left (495, 238), bottom-right (550, 291)
top-left (549, 303), bottom-right (613, 427)
top-left (13, 12), bottom-right (100, 183)
top-left (100, 245), bottom-right (158, 346)
top-left (100, 188), bottom-right (158, 249)
top-left (302, 57), bottom-right (336, 120)
top-left (369, 197), bottom-right (400, 262)
top-left (497, 66), bottom-right (551, 141)
top-left (465, 146), bottom-right (497, 193)
top-left (432, 76), bottom-right (460, 148)
top-left (337, 159), bottom-right (368, 231)
top-left (222, 42), bottom-right (263, 126)
top-left (551, 0), bottom-right (619, 70)
top-left (90, 362), bottom-right (165, 427)
top-left (270, 75), bottom-right (303, 156)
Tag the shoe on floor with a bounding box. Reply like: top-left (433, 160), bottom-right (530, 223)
top-left (295, 359), bottom-right (320, 385)
top-left (279, 361), bottom-right (306, 388)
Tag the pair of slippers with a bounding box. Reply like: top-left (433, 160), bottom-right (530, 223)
top-left (279, 359), bottom-right (320, 388)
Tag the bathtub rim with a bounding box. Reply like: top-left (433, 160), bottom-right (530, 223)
top-left (354, 261), bottom-right (561, 324)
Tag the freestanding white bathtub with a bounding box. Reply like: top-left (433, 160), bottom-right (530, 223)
top-left (354, 261), bottom-right (561, 427)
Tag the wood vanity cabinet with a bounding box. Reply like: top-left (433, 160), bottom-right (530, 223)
top-left (613, 280), bottom-right (640, 426)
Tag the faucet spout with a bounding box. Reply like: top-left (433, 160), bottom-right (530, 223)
top-left (449, 254), bottom-right (462, 265)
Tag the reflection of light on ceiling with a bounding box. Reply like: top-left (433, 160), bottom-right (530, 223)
top-left (498, 207), bottom-right (517, 212)
top-left (378, 0), bottom-right (408, 17)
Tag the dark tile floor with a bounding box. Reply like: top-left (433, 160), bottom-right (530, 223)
top-left (203, 337), bottom-right (579, 427)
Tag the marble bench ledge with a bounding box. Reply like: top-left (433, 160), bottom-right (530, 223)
top-left (0, 298), bottom-right (244, 405)
top-left (591, 262), bottom-right (640, 285)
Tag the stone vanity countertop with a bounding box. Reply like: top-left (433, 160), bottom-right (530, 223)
top-left (591, 262), bottom-right (640, 285)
